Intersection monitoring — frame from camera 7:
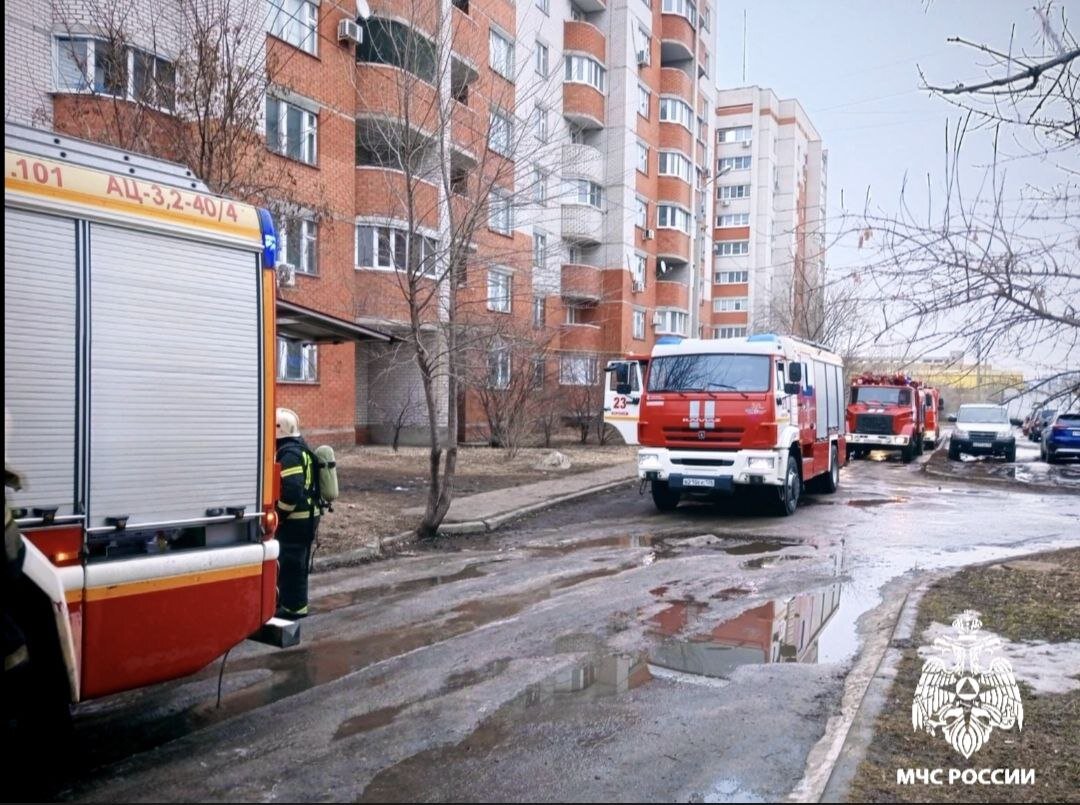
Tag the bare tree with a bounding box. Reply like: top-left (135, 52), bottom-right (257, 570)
top-left (850, 3), bottom-right (1079, 406)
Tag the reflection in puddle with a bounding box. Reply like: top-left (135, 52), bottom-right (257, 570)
top-left (721, 540), bottom-right (786, 556)
top-left (313, 562), bottom-right (490, 611)
top-left (528, 534), bottom-right (661, 554)
top-left (741, 554), bottom-right (809, 570)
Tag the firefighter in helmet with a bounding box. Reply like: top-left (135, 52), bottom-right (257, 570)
top-left (275, 408), bottom-right (320, 619)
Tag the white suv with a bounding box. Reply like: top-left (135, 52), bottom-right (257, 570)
top-left (948, 403), bottom-right (1016, 462)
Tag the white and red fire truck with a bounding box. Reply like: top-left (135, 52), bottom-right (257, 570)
top-left (845, 372), bottom-right (926, 462)
top-left (602, 353), bottom-right (650, 445)
top-left (636, 334), bottom-right (847, 516)
top-left (4, 124), bottom-right (287, 723)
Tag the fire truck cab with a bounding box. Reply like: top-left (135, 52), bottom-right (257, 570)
top-left (845, 373), bottom-right (926, 463)
top-left (922, 387), bottom-right (943, 450)
top-left (603, 355), bottom-right (649, 445)
top-left (636, 334), bottom-right (846, 516)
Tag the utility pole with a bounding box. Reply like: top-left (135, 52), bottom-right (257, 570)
top-left (742, 10), bottom-right (748, 83)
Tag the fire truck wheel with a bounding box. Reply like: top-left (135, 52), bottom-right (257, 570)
top-left (812, 444), bottom-right (840, 494)
top-left (775, 455), bottom-right (801, 516)
top-left (650, 481), bottom-right (682, 512)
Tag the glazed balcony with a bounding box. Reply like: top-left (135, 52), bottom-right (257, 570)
top-left (564, 20), bottom-right (606, 62)
top-left (562, 143), bottom-right (604, 183)
top-left (561, 263), bottom-right (603, 302)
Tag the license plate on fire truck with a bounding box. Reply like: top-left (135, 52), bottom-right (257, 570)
top-left (682, 478), bottom-right (716, 488)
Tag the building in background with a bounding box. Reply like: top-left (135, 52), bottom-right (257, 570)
top-left (711, 86), bottom-right (826, 340)
top-left (5, 0), bottom-right (716, 445)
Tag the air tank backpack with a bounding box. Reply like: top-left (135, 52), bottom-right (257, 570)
top-left (308, 444), bottom-right (339, 512)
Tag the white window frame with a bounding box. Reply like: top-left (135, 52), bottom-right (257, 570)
top-left (658, 96), bottom-right (693, 131)
top-left (534, 104), bottom-right (549, 143)
top-left (635, 196), bottom-right (648, 229)
top-left (278, 215), bottom-right (318, 275)
top-left (661, 0), bottom-right (697, 25)
top-left (55, 36), bottom-right (176, 109)
top-left (355, 223), bottom-right (438, 276)
top-left (489, 190), bottom-right (513, 234)
top-left (715, 240), bottom-right (749, 256)
top-left (533, 165), bottom-right (548, 205)
top-left (277, 338), bottom-right (318, 382)
top-left (718, 184), bottom-right (751, 200)
top-left (714, 270), bottom-right (749, 284)
top-left (636, 139), bottom-right (649, 174)
top-left (633, 252), bottom-right (647, 284)
top-left (657, 203), bottom-right (691, 233)
top-left (535, 41), bottom-right (549, 76)
top-left (533, 295), bottom-right (546, 328)
top-left (268, 0), bottom-right (319, 56)
top-left (713, 297), bottom-right (749, 312)
top-left (266, 94), bottom-right (318, 165)
top-left (533, 229), bottom-right (548, 269)
top-left (637, 82), bottom-right (650, 118)
top-left (536, 0), bottom-right (550, 14)
top-left (657, 150), bottom-right (692, 183)
top-left (632, 308), bottom-right (646, 340)
top-left (714, 326), bottom-right (747, 338)
top-left (489, 107), bottom-right (513, 156)
top-left (559, 354), bottom-right (598, 386)
top-left (716, 212), bottom-right (750, 227)
top-left (487, 269), bottom-right (512, 313)
top-left (490, 28), bottom-right (515, 81)
top-left (717, 126), bottom-right (752, 143)
top-left (488, 343), bottom-right (511, 389)
top-left (564, 54), bottom-right (606, 93)
top-left (655, 309), bottom-right (689, 336)
top-left (566, 178), bottom-right (603, 209)
top-left (718, 155), bottom-right (752, 172)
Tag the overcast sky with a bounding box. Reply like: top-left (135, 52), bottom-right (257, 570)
top-left (713, 0), bottom-right (1073, 375)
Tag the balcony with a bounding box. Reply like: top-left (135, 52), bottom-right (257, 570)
top-left (561, 204), bottom-right (603, 245)
top-left (356, 64), bottom-right (439, 133)
top-left (563, 84), bottom-right (605, 130)
top-left (451, 4), bottom-right (484, 68)
top-left (657, 176), bottom-right (692, 207)
top-left (660, 67), bottom-right (692, 102)
top-left (573, 0), bottom-right (607, 11)
top-left (655, 228), bottom-right (691, 263)
top-left (564, 20), bottom-right (606, 62)
top-left (655, 279), bottom-right (690, 310)
top-left (561, 263), bottom-right (603, 302)
top-left (660, 13), bottom-right (695, 64)
top-left (561, 143), bottom-right (603, 183)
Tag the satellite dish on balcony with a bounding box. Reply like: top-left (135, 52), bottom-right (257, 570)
top-left (659, 260), bottom-right (670, 274)
top-left (356, 0), bottom-right (371, 20)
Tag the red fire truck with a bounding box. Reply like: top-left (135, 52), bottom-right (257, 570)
top-left (603, 354), bottom-right (650, 445)
top-left (4, 125), bottom-right (288, 729)
top-left (845, 373), bottom-right (926, 462)
top-left (922, 387), bottom-right (944, 450)
top-left (636, 334), bottom-right (846, 516)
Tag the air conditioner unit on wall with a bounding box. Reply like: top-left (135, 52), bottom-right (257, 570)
top-left (720, 199), bottom-right (731, 207)
top-left (643, 228), bottom-right (654, 240)
top-left (632, 280), bottom-right (645, 292)
top-left (636, 49), bottom-right (650, 67)
top-left (338, 18), bottom-right (363, 44)
top-left (741, 140), bottom-right (752, 149)
top-left (276, 263), bottom-right (297, 288)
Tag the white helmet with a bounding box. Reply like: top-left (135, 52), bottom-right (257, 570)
top-left (276, 407), bottom-right (301, 439)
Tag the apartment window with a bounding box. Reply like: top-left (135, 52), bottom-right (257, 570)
top-left (655, 309), bottom-right (689, 336)
top-left (488, 344), bottom-right (511, 389)
top-left (717, 126), bottom-right (752, 143)
top-left (532, 166), bottom-right (548, 204)
top-left (277, 338), bottom-right (317, 382)
top-left (533, 296), bottom-right (546, 329)
top-left (490, 28), bottom-right (515, 81)
top-left (489, 108), bottom-right (513, 155)
top-left (637, 83), bottom-right (650, 118)
top-left (632, 309), bottom-right (646, 340)
top-left (657, 150), bottom-right (692, 183)
top-left (564, 55), bottom-right (606, 93)
top-left (565, 304), bottom-right (584, 325)
top-left (716, 212), bottom-right (750, 227)
top-left (718, 155), bottom-right (752, 172)
top-left (715, 326), bottom-right (747, 338)
top-left (715, 270), bottom-right (749, 284)
top-left (661, 0), bottom-right (697, 26)
top-left (534, 104), bottom-right (549, 143)
top-left (657, 204), bottom-right (691, 233)
top-left (637, 25), bottom-right (652, 61)
top-left (566, 178), bottom-right (603, 209)
top-left (279, 216), bottom-right (318, 275)
top-left (56, 37), bottom-right (175, 108)
top-left (489, 190), bottom-right (513, 234)
top-left (635, 197), bottom-right (648, 229)
top-left (715, 240), bottom-right (749, 256)
top-left (658, 97), bottom-right (693, 130)
top-left (268, 0), bottom-right (319, 55)
top-left (533, 229), bottom-right (548, 269)
top-left (356, 224), bottom-right (438, 275)
top-left (633, 253), bottom-right (647, 285)
top-left (266, 95), bottom-right (317, 165)
top-left (700, 6), bottom-right (710, 31)
top-left (531, 356), bottom-right (545, 389)
top-left (487, 269), bottom-right (512, 312)
top-left (451, 164), bottom-right (469, 195)
top-left (559, 354), bottom-right (598, 385)
top-left (636, 140), bottom-right (649, 174)
top-left (718, 184), bottom-right (751, 200)
top-left (358, 19), bottom-right (437, 83)
top-left (535, 41), bottom-right (549, 76)
top-left (713, 297), bottom-right (748, 312)
top-left (536, 0), bottom-right (550, 13)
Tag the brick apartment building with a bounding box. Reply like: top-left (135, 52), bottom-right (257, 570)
top-left (712, 86), bottom-right (827, 339)
top-left (8, 2), bottom-right (827, 447)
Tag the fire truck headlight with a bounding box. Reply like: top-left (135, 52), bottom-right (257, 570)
top-left (747, 456), bottom-right (776, 471)
top-left (638, 452), bottom-right (662, 471)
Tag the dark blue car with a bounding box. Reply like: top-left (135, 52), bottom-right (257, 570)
top-left (1041, 412), bottom-right (1080, 463)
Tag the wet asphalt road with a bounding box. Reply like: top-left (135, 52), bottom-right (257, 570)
top-left (61, 453), bottom-right (1080, 802)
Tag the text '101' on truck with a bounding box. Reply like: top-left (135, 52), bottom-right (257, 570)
top-left (845, 372), bottom-right (935, 463)
top-left (3, 123), bottom-right (292, 739)
top-left (636, 334), bottom-right (846, 516)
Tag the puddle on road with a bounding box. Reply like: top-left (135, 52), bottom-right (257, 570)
top-left (312, 562), bottom-right (490, 612)
top-left (721, 540), bottom-right (786, 556)
top-left (528, 533), bottom-right (662, 554)
top-left (334, 704), bottom-right (406, 740)
top-left (741, 554), bottom-right (809, 570)
top-left (846, 496), bottom-right (909, 508)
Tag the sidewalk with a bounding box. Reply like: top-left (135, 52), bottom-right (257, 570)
top-left (402, 461), bottom-right (637, 533)
top-left (314, 461), bottom-right (636, 571)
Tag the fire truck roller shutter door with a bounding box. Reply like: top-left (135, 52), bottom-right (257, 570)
top-left (827, 363), bottom-right (842, 432)
top-left (5, 209), bottom-right (80, 519)
top-left (814, 360), bottom-right (828, 438)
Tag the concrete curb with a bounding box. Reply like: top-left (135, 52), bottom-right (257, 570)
top-left (786, 572), bottom-right (941, 804)
top-left (312, 475), bottom-right (636, 570)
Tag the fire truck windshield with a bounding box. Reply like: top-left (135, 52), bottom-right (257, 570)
top-left (647, 354), bottom-right (770, 393)
top-left (852, 387), bottom-right (912, 406)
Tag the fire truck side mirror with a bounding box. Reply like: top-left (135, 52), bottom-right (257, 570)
top-left (788, 363), bottom-right (802, 383)
top-left (784, 382), bottom-right (801, 396)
